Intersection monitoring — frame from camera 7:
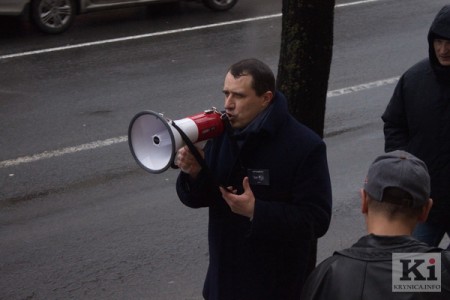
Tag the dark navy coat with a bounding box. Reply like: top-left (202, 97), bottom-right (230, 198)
top-left (176, 92), bottom-right (332, 300)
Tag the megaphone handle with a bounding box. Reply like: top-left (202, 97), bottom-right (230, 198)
top-left (171, 121), bottom-right (234, 193)
top-left (171, 121), bottom-right (210, 172)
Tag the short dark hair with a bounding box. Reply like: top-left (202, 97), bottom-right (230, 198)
top-left (367, 187), bottom-right (424, 219)
top-left (228, 58), bottom-right (276, 96)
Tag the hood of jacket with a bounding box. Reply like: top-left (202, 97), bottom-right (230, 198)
top-left (428, 5), bottom-right (450, 81)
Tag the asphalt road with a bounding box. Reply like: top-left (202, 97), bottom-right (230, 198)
top-left (1, 0), bottom-right (449, 299)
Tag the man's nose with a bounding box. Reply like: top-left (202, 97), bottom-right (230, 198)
top-left (444, 42), bottom-right (450, 53)
top-left (440, 41), bottom-right (450, 53)
top-left (224, 95), bottom-right (234, 109)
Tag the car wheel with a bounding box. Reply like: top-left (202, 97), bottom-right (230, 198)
top-left (202, 0), bottom-right (238, 11)
top-left (31, 0), bottom-right (76, 34)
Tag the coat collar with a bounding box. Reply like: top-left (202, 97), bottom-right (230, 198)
top-left (230, 91), bottom-right (289, 142)
top-left (335, 234), bottom-right (442, 261)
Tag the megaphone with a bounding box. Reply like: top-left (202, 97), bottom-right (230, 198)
top-left (128, 108), bottom-right (225, 174)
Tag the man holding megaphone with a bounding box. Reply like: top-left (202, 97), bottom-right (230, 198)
top-left (175, 58), bottom-right (332, 300)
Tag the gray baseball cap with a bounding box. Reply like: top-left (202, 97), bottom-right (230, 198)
top-left (364, 150), bottom-right (430, 207)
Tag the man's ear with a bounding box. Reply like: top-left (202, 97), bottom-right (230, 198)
top-left (360, 188), bottom-right (369, 214)
top-left (262, 91), bottom-right (273, 107)
top-left (418, 198), bottom-right (433, 222)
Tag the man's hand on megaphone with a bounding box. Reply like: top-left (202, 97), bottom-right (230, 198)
top-left (219, 177), bottom-right (255, 220)
top-left (175, 145), bottom-right (204, 179)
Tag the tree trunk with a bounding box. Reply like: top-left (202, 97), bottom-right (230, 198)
top-left (277, 0), bottom-right (335, 138)
top-left (276, 0), bottom-right (335, 275)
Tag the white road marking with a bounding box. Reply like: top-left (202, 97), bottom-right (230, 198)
top-left (1, 76), bottom-right (399, 168)
top-left (0, 0), bottom-right (386, 61)
top-left (326, 76), bottom-right (399, 98)
top-left (337, 0), bottom-right (383, 8)
top-left (1, 136), bottom-right (128, 168)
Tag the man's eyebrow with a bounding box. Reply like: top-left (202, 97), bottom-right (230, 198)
top-left (222, 90), bottom-right (246, 97)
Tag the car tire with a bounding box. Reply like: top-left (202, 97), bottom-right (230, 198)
top-left (202, 0), bottom-right (238, 11)
top-left (31, 0), bottom-right (76, 34)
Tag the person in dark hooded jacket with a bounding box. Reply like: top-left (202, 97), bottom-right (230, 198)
top-left (382, 5), bottom-right (450, 249)
top-left (175, 58), bottom-right (332, 300)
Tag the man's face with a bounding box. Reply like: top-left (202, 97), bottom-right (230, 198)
top-left (222, 72), bottom-right (272, 129)
top-left (434, 38), bottom-right (450, 66)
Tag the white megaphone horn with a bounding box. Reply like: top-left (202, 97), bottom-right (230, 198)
top-left (128, 108), bottom-right (225, 174)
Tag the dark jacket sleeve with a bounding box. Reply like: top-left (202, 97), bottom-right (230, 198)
top-left (175, 139), bottom-right (223, 208)
top-left (249, 141), bottom-right (332, 242)
top-left (382, 76), bottom-right (410, 152)
top-left (176, 169), bottom-right (219, 208)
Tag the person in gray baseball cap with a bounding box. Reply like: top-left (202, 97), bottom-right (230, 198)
top-left (301, 150), bottom-right (450, 300)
